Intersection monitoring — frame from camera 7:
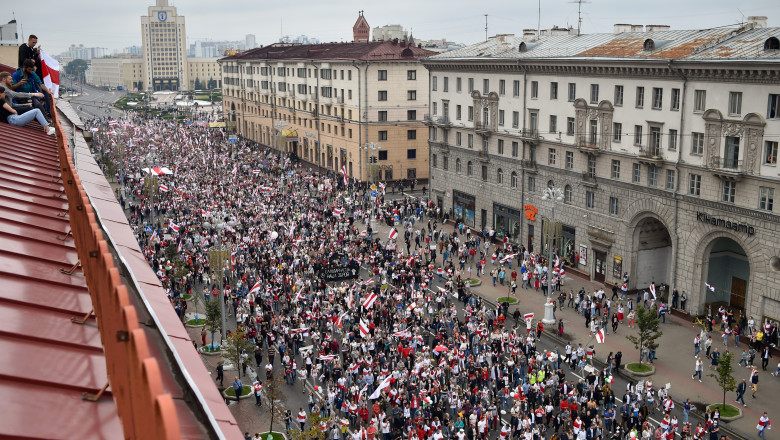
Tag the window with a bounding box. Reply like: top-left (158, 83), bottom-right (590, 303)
top-left (609, 197), bottom-right (619, 215)
top-left (568, 83), bottom-right (576, 102)
top-left (483, 79), bottom-right (489, 94)
top-left (590, 84), bottom-right (599, 104)
top-left (566, 151), bottom-right (574, 170)
top-left (614, 85), bottom-right (624, 106)
top-left (497, 168), bottom-right (503, 184)
top-left (548, 148), bottom-right (557, 165)
top-left (759, 187), bottom-right (775, 211)
top-left (634, 125), bottom-right (643, 145)
top-left (443, 77), bottom-right (448, 92)
top-left (499, 80), bottom-right (506, 95)
top-left (407, 70), bottom-right (416, 80)
top-left (456, 77), bottom-right (462, 93)
top-left (511, 172), bottom-right (518, 188)
top-left (456, 132), bottom-right (462, 146)
top-left (613, 122), bottom-right (622, 142)
top-left (671, 88), bottom-right (680, 111)
top-left (496, 139), bottom-right (504, 155)
top-left (666, 169), bottom-right (675, 190)
top-left (586, 154), bottom-right (596, 176)
top-left (512, 111), bottom-right (520, 128)
top-left (668, 129), bottom-right (678, 151)
top-left (722, 181), bottom-right (736, 203)
top-left (636, 87), bottom-right (644, 108)
top-left (766, 141), bottom-right (778, 164)
top-left (694, 90), bottom-right (706, 112)
top-left (407, 130), bottom-right (417, 140)
top-left (650, 127), bottom-right (662, 154)
top-left (432, 154), bottom-right (437, 168)
top-left (689, 174), bottom-right (701, 196)
top-left (611, 160), bottom-right (621, 179)
top-left (468, 78), bottom-right (474, 93)
top-left (550, 82), bottom-right (558, 99)
top-left (467, 161), bottom-right (473, 176)
top-left (377, 131), bottom-right (388, 141)
top-left (456, 105), bottom-right (461, 120)
top-left (728, 92), bottom-right (742, 116)
top-left (499, 110), bottom-right (505, 126)
top-left (652, 88), bottom-right (663, 109)
top-left (567, 117), bottom-right (575, 136)
top-left (546, 115), bottom-right (556, 134)
top-left (589, 119), bottom-right (598, 145)
top-left (528, 176), bottom-right (536, 192)
top-left (407, 149), bottom-right (416, 159)
top-left (769, 94), bottom-right (780, 119)
top-left (511, 141), bottom-right (519, 157)
top-left (442, 156), bottom-right (448, 170)
top-left (586, 191), bottom-right (595, 210)
top-left (456, 159), bottom-right (462, 173)
top-left (378, 111), bottom-right (388, 121)
top-left (692, 132), bottom-right (704, 155)
top-left (513, 80), bottom-right (520, 97)
top-left (648, 165), bottom-right (658, 186)
top-left (529, 112), bottom-right (538, 135)
top-left (407, 110), bottom-right (417, 120)
top-left (531, 81), bottom-right (538, 98)
top-left (407, 90), bottom-right (417, 101)
top-left (378, 151), bottom-right (388, 160)
top-left (468, 106), bottom-right (474, 121)
top-left (378, 70), bottom-right (388, 81)
top-left (564, 185), bottom-right (572, 203)
top-left (632, 163), bottom-right (641, 183)
top-left (431, 76), bottom-right (437, 90)
top-left (468, 134), bottom-right (474, 148)
top-left (378, 90), bottom-right (387, 101)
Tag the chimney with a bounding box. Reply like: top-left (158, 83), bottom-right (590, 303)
top-left (747, 16), bottom-right (768, 28)
top-left (522, 29), bottom-right (537, 42)
top-left (631, 25), bottom-right (644, 33)
top-left (646, 25), bottom-right (671, 32)
top-left (613, 24), bottom-right (632, 34)
top-left (550, 27), bottom-right (572, 36)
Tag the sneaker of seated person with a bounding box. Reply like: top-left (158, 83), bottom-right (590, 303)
top-left (46, 126), bottom-right (55, 135)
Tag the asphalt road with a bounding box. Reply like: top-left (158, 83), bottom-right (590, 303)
top-left (60, 76), bottom-right (125, 120)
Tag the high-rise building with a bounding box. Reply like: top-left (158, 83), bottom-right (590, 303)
top-left (245, 34), bottom-right (257, 50)
top-left (141, 0), bottom-right (188, 91)
top-left (0, 19), bottom-right (18, 46)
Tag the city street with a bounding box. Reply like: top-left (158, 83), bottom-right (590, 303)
top-left (60, 76), bottom-right (125, 120)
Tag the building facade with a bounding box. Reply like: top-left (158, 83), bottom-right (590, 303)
top-left (186, 57), bottom-right (221, 90)
top-left (85, 57), bottom-right (143, 89)
top-left (422, 19), bottom-right (780, 320)
top-left (220, 39), bottom-right (435, 182)
top-left (141, 0), bottom-right (188, 91)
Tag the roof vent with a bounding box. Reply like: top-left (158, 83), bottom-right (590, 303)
top-left (765, 36), bottom-right (780, 51)
top-left (646, 25), bottom-right (671, 32)
top-left (614, 24), bottom-right (633, 33)
top-left (748, 16), bottom-right (768, 28)
top-left (643, 39), bottom-right (655, 51)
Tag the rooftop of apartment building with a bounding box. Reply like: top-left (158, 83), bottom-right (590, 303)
top-left (221, 40), bottom-right (437, 62)
top-left (426, 16), bottom-right (780, 62)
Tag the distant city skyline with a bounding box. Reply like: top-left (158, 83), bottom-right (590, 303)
top-left (5, 0), bottom-right (779, 54)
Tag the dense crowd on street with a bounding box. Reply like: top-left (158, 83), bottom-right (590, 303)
top-left (87, 114), bottom-right (772, 440)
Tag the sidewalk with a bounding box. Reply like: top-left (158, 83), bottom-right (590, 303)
top-left (375, 214), bottom-right (774, 437)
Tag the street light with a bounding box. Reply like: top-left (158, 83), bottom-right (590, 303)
top-left (206, 219), bottom-right (230, 346)
top-left (363, 142), bottom-right (381, 232)
top-left (540, 186), bottom-right (564, 325)
top-left (145, 151), bottom-right (159, 228)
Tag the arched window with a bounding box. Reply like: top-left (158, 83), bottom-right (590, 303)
top-left (497, 168), bottom-right (503, 184)
top-left (547, 180), bottom-right (554, 189)
top-left (467, 161), bottom-right (474, 176)
top-left (511, 171), bottom-right (518, 188)
top-left (765, 37), bottom-right (780, 51)
top-left (564, 185), bottom-right (572, 203)
top-left (456, 158), bottom-right (462, 173)
top-left (643, 39), bottom-right (655, 51)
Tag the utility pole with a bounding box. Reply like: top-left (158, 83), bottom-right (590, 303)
top-left (568, 0), bottom-right (590, 36)
top-left (484, 14), bottom-right (488, 41)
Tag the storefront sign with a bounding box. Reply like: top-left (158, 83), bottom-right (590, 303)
top-left (613, 256), bottom-right (623, 278)
top-left (696, 212), bottom-right (755, 236)
top-left (579, 244), bottom-right (588, 266)
top-left (523, 205), bottom-right (538, 221)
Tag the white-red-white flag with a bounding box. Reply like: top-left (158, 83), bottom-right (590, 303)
top-left (705, 283), bottom-right (715, 292)
top-left (363, 292), bottom-right (378, 309)
top-left (595, 329), bottom-right (605, 344)
top-left (389, 228), bottom-right (398, 240)
top-left (359, 319), bottom-right (369, 338)
top-left (39, 50), bottom-right (60, 98)
top-left (159, 184), bottom-right (169, 192)
top-left (168, 220), bottom-right (180, 232)
top-left (249, 281), bottom-right (262, 295)
top-left (524, 312), bottom-right (534, 320)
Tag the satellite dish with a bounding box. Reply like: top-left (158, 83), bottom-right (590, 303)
top-left (770, 256), bottom-right (780, 271)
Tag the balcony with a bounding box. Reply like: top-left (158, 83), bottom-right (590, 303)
top-left (336, 116), bottom-right (345, 124)
top-left (336, 96), bottom-right (345, 104)
top-left (581, 171), bottom-right (598, 187)
top-left (310, 93), bottom-right (318, 101)
top-left (522, 159), bottom-right (538, 173)
top-left (710, 157), bottom-right (745, 180)
top-left (638, 146), bottom-right (664, 164)
top-left (423, 113), bottom-right (434, 126)
top-left (576, 138), bottom-right (601, 156)
top-left (474, 121), bottom-right (490, 134)
top-left (436, 116), bottom-right (452, 127)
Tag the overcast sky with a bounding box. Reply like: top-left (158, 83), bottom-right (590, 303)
top-left (7, 0), bottom-right (780, 55)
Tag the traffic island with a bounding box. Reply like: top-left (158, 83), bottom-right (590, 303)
top-left (199, 345), bottom-right (223, 356)
top-left (467, 278), bottom-right (482, 287)
top-left (624, 362), bottom-right (655, 377)
top-left (258, 432), bottom-right (287, 440)
top-left (222, 385), bottom-right (253, 401)
top-left (185, 316), bottom-right (206, 328)
top-left (706, 404), bottom-right (743, 422)
top-left (497, 296), bottom-right (518, 304)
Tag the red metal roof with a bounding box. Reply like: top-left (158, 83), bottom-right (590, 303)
top-left (222, 40), bottom-right (436, 62)
top-left (0, 121), bottom-right (124, 439)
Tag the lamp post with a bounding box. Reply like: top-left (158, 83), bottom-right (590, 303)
top-left (206, 219), bottom-right (230, 346)
top-left (275, 120), bottom-right (287, 153)
top-left (364, 142), bottom-right (381, 231)
top-left (540, 186), bottom-right (564, 325)
top-left (145, 151), bottom-right (158, 228)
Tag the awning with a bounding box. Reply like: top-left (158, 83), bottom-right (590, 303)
top-left (282, 129), bottom-right (298, 137)
top-left (208, 122), bottom-right (226, 128)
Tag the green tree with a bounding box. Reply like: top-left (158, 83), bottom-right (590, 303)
top-left (625, 305), bottom-right (663, 367)
top-left (264, 374), bottom-right (288, 436)
top-left (204, 298), bottom-right (222, 350)
top-left (709, 352), bottom-right (737, 410)
top-left (65, 59), bottom-right (89, 82)
top-left (222, 328), bottom-right (255, 378)
top-left (207, 78), bottom-right (217, 89)
top-left (290, 412), bottom-right (333, 440)
top-left (194, 77), bottom-right (202, 90)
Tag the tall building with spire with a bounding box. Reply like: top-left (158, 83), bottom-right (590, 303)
top-left (353, 11), bottom-right (370, 42)
top-left (141, 0), bottom-right (188, 91)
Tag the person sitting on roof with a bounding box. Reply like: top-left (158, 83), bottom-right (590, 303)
top-left (0, 85), bottom-right (55, 135)
top-left (12, 59), bottom-right (52, 120)
top-left (0, 72), bottom-right (44, 115)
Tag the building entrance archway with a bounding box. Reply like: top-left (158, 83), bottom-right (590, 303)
top-left (703, 237), bottom-right (750, 312)
top-left (632, 216), bottom-right (672, 290)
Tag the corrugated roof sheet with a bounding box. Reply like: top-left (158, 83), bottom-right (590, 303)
top-left (222, 41), bottom-right (436, 62)
top-left (429, 24), bottom-right (780, 62)
top-left (0, 120), bottom-right (124, 439)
